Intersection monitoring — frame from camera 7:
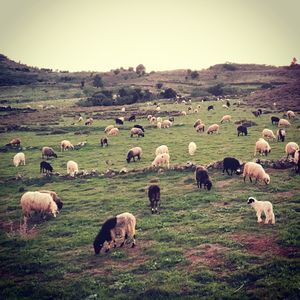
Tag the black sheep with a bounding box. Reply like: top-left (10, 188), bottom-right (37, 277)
top-left (133, 124), bottom-right (145, 132)
top-left (277, 129), bottom-right (285, 142)
top-left (222, 157), bottom-right (242, 176)
top-left (237, 125), bottom-right (248, 136)
top-left (115, 118), bottom-right (124, 125)
top-left (148, 185), bottom-right (160, 214)
top-left (128, 115), bottom-right (136, 122)
top-left (207, 105), bottom-right (214, 111)
top-left (271, 116), bottom-right (280, 125)
top-left (195, 166), bottom-right (212, 190)
top-left (100, 137), bottom-right (108, 147)
top-left (40, 161), bottom-right (53, 174)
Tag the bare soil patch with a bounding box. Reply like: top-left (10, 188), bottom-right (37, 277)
top-left (216, 179), bottom-right (235, 189)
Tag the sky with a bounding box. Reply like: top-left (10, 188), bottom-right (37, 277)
top-left (0, 0), bottom-right (299, 72)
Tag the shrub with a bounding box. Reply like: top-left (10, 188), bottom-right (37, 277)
top-left (136, 64), bottom-right (146, 75)
top-left (156, 82), bottom-right (163, 89)
top-left (93, 74), bottom-right (103, 88)
top-left (223, 64), bottom-right (237, 71)
top-left (190, 71), bottom-right (199, 79)
top-left (207, 84), bottom-right (224, 96)
top-left (191, 88), bottom-right (210, 97)
top-left (161, 88), bottom-right (177, 99)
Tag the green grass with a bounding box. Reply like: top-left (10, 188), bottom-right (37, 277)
top-left (0, 99), bottom-right (300, 299)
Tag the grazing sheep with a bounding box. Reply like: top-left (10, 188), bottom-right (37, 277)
top-left (295, 150), bottom-right (300, 174)
top-left (150, 116), bottom-right (157, 124)
top-left (157, 122), bottom-right (162, 129)
top-left (104, 125), bottom-right (115, 133)
top-left (20, 191), bottom-right (58, 218)
top-left (271, 116), bottom-right (280, 125)
top-left (287, 110), bottom-right (295, 119)
top-left (148, 184), bottom-right (160, 214)
top-left (13, 152), bottom-right (25, 167)
top-left (276, 129), bottom-right (286, 142)
top-left (130, 127), bottom-right (144, 137)
top-left (188, 142), bottom-right (197, 156)
top-left (38, 190), bottom-right (63, 210)
top-left (197, 104), bottom-right (201, 109)
top-left (169, 116), bottom-right (175, 122)
top-left (194, 109), bottom-right (198, 113)
top-left (78, 116), bottom-right (84, 122)
top-left (161, 120), bottom-right (172, 128)
top-left (222, 104), bottom-right (229, 109)
top-left (193, 119), bottom-right (202, 128)
top-left (156, 106), bottom-right (161, 112)
top-left (196, 123), bottom-right (205, 133)
top-left (85, 118), bottom-right (93, 126)
top-left (181, 111), bottom-right (187, 116)
top-left (278, 119), bottom-right (291, 127)
top-left (237, 125), bottom-right (248, 136)
top-left (40, 161), bottom-right (53, 174)
top-left (126, 147), bottom-right (142, 163)
top-left (195, 166), bottom-right (212, 190)
top-left (67, 160), bottom-right (78, 177)
top-left (285, 142), bottom-right (299, 159)
top-left (188, 106), bottom-right (192, 112)
top-left (128, 115), bottom-right (136, 122)
top-left (254, 138), bottom-right (271, 156)
top-left (121, 107), bottom-right (126, 112)
top-left (42, 147), bottom-right (57, 159)
top-left (147, 115), bottom-right (152, 121)
top-left (220, 115), bottom-right (231, 123)
top-left (207, 105), bottom-right (214, 111)
top-left (222, 157), bottom-right (242, 176)
top-left (93, 212), bottom-right (136, 254)
top-left (107, 128), bottom-right (119, 136)
top-left (262, 129), bottom-right (276, 140)
top-left (157, 117), bottom-right (162, 123)
top-left (242, 162), bottom-right (270, 185)
top-left (60, 140), bottom-right (74, 152)
top-left (155, 145), bottom-right (169, 156)
top-left (152, 153), bottom-right (170, 168)
top-left (9, 138), bottom-right (21, 147)
top-left (247, 197), bottom-right (275, 224)
top-left (252, 110), bottom-right (261, 117)
top-left (133, 124), bottom-right (145, 132)
top-left (115, 118), bottom-right (124, 125)
top-left (207, 124), bottom-right (219, 134)
top-left (100, 137), bottom-right (108, 147)
top-left (226, 100), bottom-right (230, 107)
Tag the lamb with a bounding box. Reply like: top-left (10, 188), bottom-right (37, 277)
top-left (254, 138), bottom-right (271, 156)
top-left (276, 129), bottom-right (286, 142)
top-left (133, 125), bottom-right (145, 132)
top-left (93, 212), bottom-right (136, 254)
top-left (38, 190), bottom-right (63, 210)
top-left (237, 125), bottom-right (248, 136)
top-left (242, 162), bottom-right (270, 185)
top-left (107, 128), bottom-right (119, 136)
top-left (207, 124), bottom-right (219, 134)
top-left (155, 145), bottom-right (169, 156)
top-left (9, 138), bottom-right (21, 147)
top-left (148, 184), bottom-right (160, 214)
top-left (42, 147), bottom-right (58, 159)
top-left (67, 160), bottom-right (78, 177)
top-left (104, 125), bottom-right (115, 133)
top-left (40, 161), bottom-right (53, 174)
top-left (126, 147), bottom-right (142, 163)
top-left (188, 142), bottom-right (197, 156)
top-left (247, 197), bottom-right (275, 224)
top-left (181, 111), bottom-right (187, 116)
top-left (13, 152), bottom-right (25, 167)
top-left (100, 137), bottom-right (108, 147)
top-left (278, 119), bottom-right (291, 127)
top-left (285, 142), bottom-right (299, 159)
top-left (128, 115), bottom-right (136, 122)
top-left (61, 140), bottom-right (74, 152)
top-left (20, 191), bottom-right (58, 218)
top-left (220, 115), bottom-right (231, 123)
top-left (195, 123), bottom-right (205, 132)
top-left (262, 129), bottom-right (276, 140)
top-left (152, 153), bottom-right (170, 168)
top-left (85, 118), bottom-right (93, 126)
top-left (286, 110), bottom-right (295, 119)
top-left (161, 120), bottom-right (172, 128)
top-left (130, 127), bottom-right (144, 137)
top-left (207, 105), bottom-right (214, 111)
top-left (222, 157), bottom-right (242, 176)
top-left (195, 166), bottom-right (212, 190)
top-left (115, 118), bottom-right (124, 125)
top-left (193, 119), bottom-right (202, 128)
top-left (271, 116), bottom-right (280, 125)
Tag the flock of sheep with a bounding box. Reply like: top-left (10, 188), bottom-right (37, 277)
top-left (7, 101), bottom-right (299, 254)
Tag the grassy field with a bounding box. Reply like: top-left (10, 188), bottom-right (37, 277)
top-left (0, 99), bottom-right (300, 299)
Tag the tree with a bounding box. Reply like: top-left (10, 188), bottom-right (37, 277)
top-left (156, 82), bottom-right (163, 89)
top-left (136, 64), bottom-right (146, 75)
top-left (93, 74), bottom-right (103, 88)
top-left (162, 88), bottom-right (177, 99)
top-left (190, 71), bottom-right (199, 79)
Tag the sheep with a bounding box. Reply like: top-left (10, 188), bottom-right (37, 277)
top-left (38, 190), bottom-right (63, 210)
top-left (128, 115), bottom-right (136, 122)
top-left (197, 104), bottom-right (201, 109)
top-left (152, 153), bottom-right (170, 169)
top-left (107, 128), bottom-right (119, 136)
top-left (276, 129), bottom-right (286, 142)
top-left (285, 142), bottom-right (299, 159)
top-left (78, 116), bottom-right (83, 122)
top-left (100, 137), bottom-right (108, 147)
top-left (188, 142), bottom-right (197, 156)
top-left (242, 162), bottom-right (270, 185)
top-left (222, 157), bottom-right (242, 176)
top-left (278, 119), bottom-right (291, 127)
top-left (156, 106), bottom-right (161, 112)
top-left (85, 118), bottom-right (93, 126)
top-left (226, 100), bottom-right (230, 107)
top-left (188, 106), bottom-right (192, 112)
top-left (237, 125), bottom-right (248, 136)
top-left (42, 147), bottom-right (57, 159)
top-left (93, 212), bottom-right (136, 254)
top-left (169, 116), bottom-right (175, 122)
top-left (207, 124), bottom-right (219, 134)
top-left (67, 160), bottom-right (78, 177)
top-left (222, 104), bottom-right (229, 109)
top-left (247, 197), bottom-right (275, 224)
top-left (195, 166), bottom-right (212, 190)
top-left (147, 115), bottom-right (153, 121)
top-left (254, 138), bottom-right (271, 156)
top-left (181, 111), bottom-right (187, 116)
top-left (220, 115), bottom-right (231, 123)
top-left (115, 118), bottom-right (124, 125)
top-left (121, 107), bottom-right (126, 112)
top-left (9, 138), bottom-right (21, 147)
top-left (287, 110), bottom-right (295, 119)
top-left (193, 119), bottom-right (202, 128)
top-left (104, 125), bottom-right (115, 133)
top-left (13, 152), bottom-right (25, 167)
top-left (196, 123), bottom-right (205, 133)
top-left (60, 140), bottom-right (74, 152)
top-left (133, 124), bottom-right (145, 132)
top-left (157, 117), bottom-right (162, 123)
top-left (207, 105), bottom-right (214, 111)
top-left (193, 109), bottom-right (198, 113)
top-left (155, 145), bottom-right (169, 156)
top-left (262, 128), bottom-right (276, 140)
top-left (40, 161), bottom-right (53, 174)
top-left (161, 120), bottom-right (172, 128)
top-left (20, 191), bottom-right (58, 218)
top-left (130, 127), bottom-right (144, 137)
top-left (271, 116), bottom-right (280, 125)
top-left (252, 110), bottom-right (261, 117)
top-left (157, 122), bottom-right (162, 129)
top-left (150, 116), bottom-right (157, 124)
top-left (295, 150), bottom-right (300, 174)
top-left (126, 147), bottom-right (142, 163)
top-left (148, 184), bottom-right (160, 214)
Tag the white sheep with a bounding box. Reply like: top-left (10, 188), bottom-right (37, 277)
top-left (278, 119), bottom-right (291, 127)
top-left (247, 197), bottom-right (275, 224)
top-left (181, 111), bottom-right (187, 116)
top-left (197, 104), bottom-right (201, 109)
top-left (157, 117), bottom-right (162, 123)
top-left (220, 115), bottom-right (231, 123)
top-left (104, 125), bottom-right (115, 133)
top-left (276, 129), bottom-right (286, 142)
top-left (188, 142), bottom-right (197, 156)
top-left (195, 123), bottom-right (205, 132)
top-left (150, 116), bottom-right (157, 124)
top-left (13, 152), bottom-right (26, 167)
top-left (254, 138), bottom-right (271, 156)
top-left (78, 116), bottom-right (84, 122)
top-left (285, 142), bottom-right (299, 159)
top-left (147, 115), bottom-right (153, 121)
top-left (262, 129), bottom-right (276, 140)
top-left (193, 119), bottom-right (202, 128)
top-left (157, 122), bottom-right (162, 129)
top-left (130, 127), bottom-right (144, 137)
top-left (243, 162), bottom-right (270, 185)
top-left (107, 128), bottom-right (119, 136)
top-left (161, 120), bottom-right (172, 128)
top-left (20, 191), bottom-right (58, 218)
top-left (193, 109), bottom-right (198, 113)
top-left (156, 106), bottom-right (161, 112)
top-left (222, 104), bottom-right (229, 109)
top-left (207, 124), bottom-right (219, 134)
top-left (61, 140), bottom-right (74, 152)
top-left (67, 160), bottom-right (78, 177)
top-left (152, 153), bottom-right (170, 168)
top-left (155, 145), bottom-right (169, 156)
top-left (286, 110), bottom-right (295, 119)
top-left (121, 107), bottom-right (126, 112)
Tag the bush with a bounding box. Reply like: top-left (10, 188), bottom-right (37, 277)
top-left (261, 83), bottom-right (273, 89)
top-left (190, 71), bottom-right (199, 79)
top-left (207, 84), bottom-right (224, 96)
top-left (156, 82), bottom-right (163, 89)
top-left (161, 88), bottom-right (177, 99)
top-left (191, 88), bottom-right (210, 97)
top-left (223, 64), bottom-right (237, 71)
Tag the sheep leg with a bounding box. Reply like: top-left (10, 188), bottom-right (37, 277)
top-left (249, 177), bottom-right (252, 183)
top-left (119, 228), bottom-right (126, 247)
top-left (131, 235), bottom-right (136, 248)
top-left (243, 176), bottom-right (246, 182)
top-left (138, 154), bottom-right (141, 160)
top-left (256, 211), bottom-right (263, 223)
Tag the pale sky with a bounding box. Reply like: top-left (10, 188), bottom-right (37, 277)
top-left (0, 0), bottom-right (299, 72)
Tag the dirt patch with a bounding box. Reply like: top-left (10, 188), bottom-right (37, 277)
top-left (275, 190), bottom-right (298, 198)
top-left (216, 179), bottom-right (235, 189)
top-left (230, 233), bottom-right (298, 257)
top-left (0, 218), bottom-right (39, 239)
